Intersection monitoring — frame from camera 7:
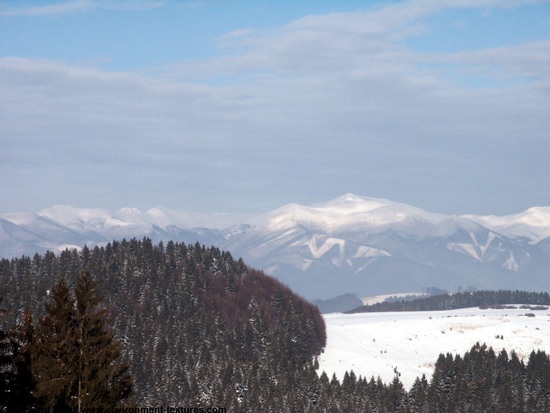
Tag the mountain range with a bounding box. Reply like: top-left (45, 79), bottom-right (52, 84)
top-left (2, 193), bottom-right (550, 300)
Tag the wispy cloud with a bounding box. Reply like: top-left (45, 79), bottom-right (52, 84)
top-left (166, 0), bottom-right (550, 89)
top-left (0, 0), bottom-right (168, 16)
top-left (0, 0), bottom-right (97, 16)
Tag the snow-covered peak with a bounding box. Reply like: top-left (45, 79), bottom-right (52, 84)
top-left (517, 207), bottom-right (550, 227)
top-left (144, 206), bottom-right (193, 228)
top-left (312, 193), bottom-right (390, 211)
top-left (262, 193), bottom-right (447, 233)
top-left (466, 206), bottom-right (550, 243)
top-left (38, 205), bottom-right (129, 231)
top-left (117, 207), bottom-right (142, 216)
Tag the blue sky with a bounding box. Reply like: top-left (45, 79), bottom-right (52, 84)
top-left (1, 0), bottom-right (549, 215)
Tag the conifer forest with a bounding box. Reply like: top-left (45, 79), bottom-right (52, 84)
top-left (1, 238), bottom-right (550, 411)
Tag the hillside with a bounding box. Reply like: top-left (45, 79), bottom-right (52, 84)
top-left (0, 239), bottom-right (325, 409)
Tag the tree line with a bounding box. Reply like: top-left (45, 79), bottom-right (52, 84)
top-left (348, 289), bottom-right (550, 313)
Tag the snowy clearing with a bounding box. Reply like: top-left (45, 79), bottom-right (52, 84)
top-left (318, 306), bottom-right (550, 389)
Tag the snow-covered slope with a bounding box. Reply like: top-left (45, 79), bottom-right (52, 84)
top-left (466, 207), bottom-right (550, 243)
top-left (1, 194), bottom-right (549, 300)
top-left (318, 306), bottom-right (550, 389)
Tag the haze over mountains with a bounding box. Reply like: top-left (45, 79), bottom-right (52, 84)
top-left (2, 194), bottom-right (550, 300)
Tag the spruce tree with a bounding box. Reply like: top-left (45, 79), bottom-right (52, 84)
top-left (34, 273), bottom-right (133, 411)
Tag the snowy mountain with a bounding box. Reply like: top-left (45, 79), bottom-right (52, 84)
top-left (465, 207), bottom-right (550, 244)
top-left (1, 193), bottom-right (550, 300)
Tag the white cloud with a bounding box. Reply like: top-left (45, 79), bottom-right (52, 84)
top-left (1, 0), bottom-right (549, 214)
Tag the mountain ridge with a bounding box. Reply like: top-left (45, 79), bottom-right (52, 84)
top-left (2, 194), bottom-right (550, 300)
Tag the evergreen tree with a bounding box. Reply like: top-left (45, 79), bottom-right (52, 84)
top-left (34, 278), bottom-right (77, 411)
top-left (9, 311), bottom-right (37, 411)
top-left (34, 273), bottom-right (133, 411)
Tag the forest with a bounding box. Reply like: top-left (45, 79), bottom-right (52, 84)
top-left (1, 238), bottom-right (550, 411)
top-left (348, 289), bottom-right (550, 313)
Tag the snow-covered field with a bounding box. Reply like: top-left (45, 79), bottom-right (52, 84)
top-left (318, 306), bottom-right (550, 389)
